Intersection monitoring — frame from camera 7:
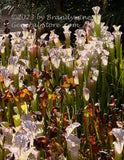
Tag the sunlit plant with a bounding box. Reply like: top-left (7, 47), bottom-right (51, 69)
top-left (0, 6), bottom-right (123, 160)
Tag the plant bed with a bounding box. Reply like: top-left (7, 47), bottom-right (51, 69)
top-left (0, 6), bottom-right (124, 160)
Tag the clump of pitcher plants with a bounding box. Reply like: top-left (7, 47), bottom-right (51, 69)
top-left (0, 6), bottom-right (124, 160)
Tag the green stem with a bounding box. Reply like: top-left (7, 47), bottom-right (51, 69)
top-left (7, 102), bottom-right (13, 124)
top-left (16, 100), bottom-right (22, 116)
top-left (14, 74), bottom-right (19, 88)
top-left (115, 36), bottom-right (122, 80)
top-left (115, 153), bottom-right (122, 160)
top-left (108, 44), bottom-right (115, 84)
top-left (95, 23), bottom-right (101, 37)
top-left (1, 147), bottom-right (4, 160)
top-left (43, 47), bottom-right (48, 56)
top-left (49, 42), bottom-right (53, 49)
top-left (29, 52), bottom-right (35, 69)
top-left (101, 67), bottom-right (106, 113)
top-left (37, 53), bottom-right (42, 71)
top-left (67, 67), bottom-right (73, 78)
top-left (97, 55), bottom-right (102, 95)
top-left (1, 52), bottom-right (6, 66)
top-left (84, 67), bottom-right (89, 88)
top-left (66, 38), bottom-right (70, 48)
top-left (6, 44), bottom-right (10, 60)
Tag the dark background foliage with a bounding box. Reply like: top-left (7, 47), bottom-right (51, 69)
top-left (0, 0), bottom-right (124, 42)
top-left (0, 0), bottom-right (124, 25)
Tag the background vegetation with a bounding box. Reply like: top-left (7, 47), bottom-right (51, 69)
top-left (0, 0), bottom-right (124, 47)
top-left (0, 0), bottom-right (124, 27)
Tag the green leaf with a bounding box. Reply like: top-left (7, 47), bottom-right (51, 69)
top-left (0, 122), bottom-right (9, 128)
top-left (13, 114), bottom-right (21, 127)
